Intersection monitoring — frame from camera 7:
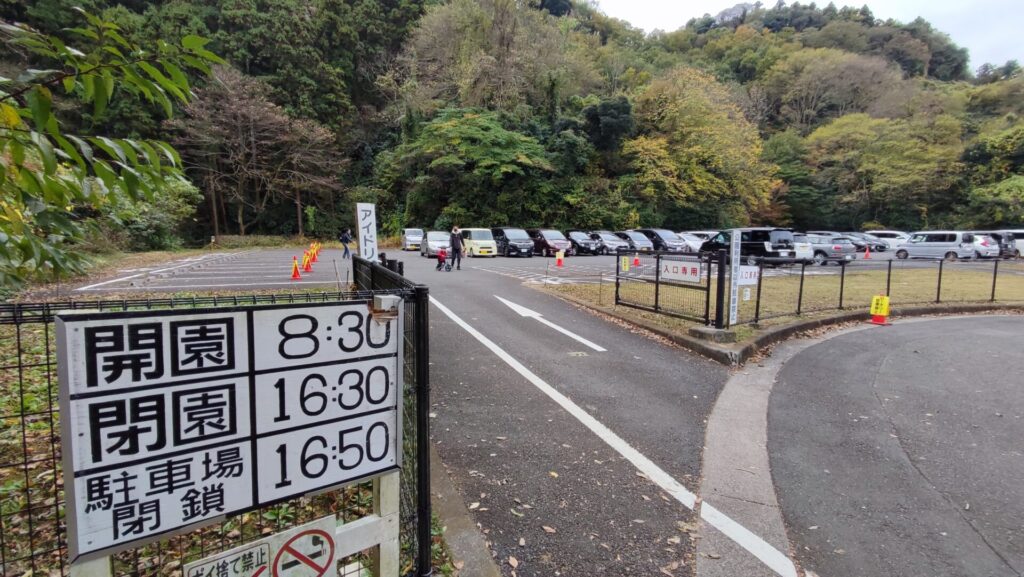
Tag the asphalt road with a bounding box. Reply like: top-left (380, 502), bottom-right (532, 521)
top-left (396, 249), bottom-right (729, 576)
top-left (769, 316), bottom-right (1024, 577)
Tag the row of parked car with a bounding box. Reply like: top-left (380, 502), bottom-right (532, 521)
top-left (399, 227), bottom-right (1024, 263)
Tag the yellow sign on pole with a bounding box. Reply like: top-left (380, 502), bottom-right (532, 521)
top-left (620, 256), bottom-right (630, 272)
top-left (870, 295), bottom-right (890, 317)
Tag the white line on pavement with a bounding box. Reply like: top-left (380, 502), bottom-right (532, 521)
top-left (75, 280), bottom-right (340, 290)
top-left (75, 255), bottom-right (226, 290)
top-left (495, 295), bottom-right (606, 352)
top-left (429, 295), bottom-right (797, 577)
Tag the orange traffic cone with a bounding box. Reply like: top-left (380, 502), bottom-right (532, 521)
top-left (311, 245), bottom-right (319, 263)
top-left (291, 257), bottom-right (301, 280)
top-left (864, 243), bottom-right (871, 259)
top-left (556, 251), bottom-right (564, 267)
top-left (303, 252), bottom-right (313, 273)
top-left (633, 255), bottom-right (641, 267)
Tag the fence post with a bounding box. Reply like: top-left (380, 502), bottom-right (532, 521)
top-left (615, 255), bottom-right (622, 306)
top-left (796, 261), bottom-right (806, 315)
top-left (714, 250), bottom-right (727, 329)
top-left (753, 259), bottom-right (764, 325)
top-left (886, 260), bottom-right (892, 296)
top-left (838, 260), bottom-right (847, 310)
top-left (413, 286), bottom-right (433, 577)
top-left (991, 259), bottom-right (999, 302)
top-left (703, 255), bottom-right (712, 326)
top-left (936, 259), bottom-right (944, 303)
top-left (653, 253), bottom-right (661, 312)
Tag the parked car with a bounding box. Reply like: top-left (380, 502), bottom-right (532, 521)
top-left (1005, 230), bottom-right (1024, 257)
top-left (401, 228), bottom-right (424, 251)
top-left (807, 230), bottom-right (840, 238)
top-left (491, 227), bottom-right (534, 257)
top-left (460, 228), bottom-right (498, 257)
top-left (844, 232), bottom-right (888, 252)
top-left (970, 230), bottom-right (1017, 258)
top-left (683, 230), bottom-right (719, 241)
top-left (528, 229), bottom-right (573, 257)
top-left (677, 233), bottom-right (705, 252)
top-left (615, 230), bottom-right (655, 252)
top-left (971, 234), bottom-right (1001, 259)
top-left (865, 230), bottom-right (910, 250)
top-left (806, 234), bottom-right (857, 265)
top-left (589, 230), bottom-right (630, 254)
top-left (566, 230), bottom-right (601, 255)
top-left (635, 228), bottom-right (691, 252)
top-left (699, 228), bottom-right (797, 263)
top-left (791, 233), bottom-right (814, 263)
top-left (419, 230), bottom-right (450, 257)
top-left (894, 231), bottom-right (975, 260)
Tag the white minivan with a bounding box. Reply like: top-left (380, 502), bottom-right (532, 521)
top-left (895, 231), bottom-right (975, 260)
top-left (864, 230), bottom-right (910, 249)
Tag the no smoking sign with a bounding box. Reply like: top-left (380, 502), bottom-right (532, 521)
top-left (273, 528), bottom-right (336, 577)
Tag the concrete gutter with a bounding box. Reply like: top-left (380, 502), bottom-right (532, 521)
top-left (547, 290), bottom-right (1023, 366)
top-left (430, 444), bottom-right (502, 577)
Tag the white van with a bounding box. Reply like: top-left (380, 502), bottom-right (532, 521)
top-left (895, 231), bottom-right (975, 260)
top-left (864, 230), bottom-right (910, 249)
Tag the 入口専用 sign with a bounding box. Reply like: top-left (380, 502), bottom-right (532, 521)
top-left (660, 259), bottom-right (703, 284)
top-left (57, 301), bottom-right (401, 560)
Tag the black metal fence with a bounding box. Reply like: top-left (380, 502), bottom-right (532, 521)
top-left (614, 250), bottom-right (722, 325)
top-left (615, 252), bottom-right (1024, 329)
top-left (0, 276), bottom-right (431, 575)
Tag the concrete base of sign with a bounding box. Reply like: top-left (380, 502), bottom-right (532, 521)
top-left (688, 326), bottom-right (738, 343)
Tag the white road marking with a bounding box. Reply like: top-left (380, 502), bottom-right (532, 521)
top-left (75, 254), bottom-right (228, 290)
top-left (75, 280), bottom-right (340, 291)
top-left (430, 295), bottom-right (797, 577)
top-left (494, 295), bottom-right (606, 352)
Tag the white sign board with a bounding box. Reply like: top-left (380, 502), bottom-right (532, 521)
top-left (729, 230), bottom-right (741, 325)
top-left (356, 203), bottom-right (378, 260)
top-left (736, 265), bottom-right (760, 287)
top-left (57, 301), bottom-right (401, 560)
top-left (660, 259), bottom-right (703, 284)
top-left (184, 516), bottom-right (336, 577)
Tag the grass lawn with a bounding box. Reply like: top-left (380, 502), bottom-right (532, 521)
top-left (550, 261), bottom-right (1024, 331)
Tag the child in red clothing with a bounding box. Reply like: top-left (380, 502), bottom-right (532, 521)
top-left (435, 247), bottom-right (448, 271)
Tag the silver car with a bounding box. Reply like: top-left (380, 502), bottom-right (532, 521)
top-left (895, 231), bottom-right (975, 260)
top-left (402, 228), bottom-right (424, 251)
top-left (806, 234), bottom-right (857, 265)
top-left (419, 230), bottom-right (450, 257)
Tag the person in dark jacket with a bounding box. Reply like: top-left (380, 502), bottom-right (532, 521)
top-left (339, 228), bottom-right (352, 259)
top-left (449, 227), bottom-right (463, 270)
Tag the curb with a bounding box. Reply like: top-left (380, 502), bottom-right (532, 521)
top-left (546, 290), bottom-right (1024, 366)
top-left (430, 444), bottom-right (502, 577)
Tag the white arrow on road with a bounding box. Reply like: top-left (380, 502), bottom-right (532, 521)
top-left (494, 295), bottom-right (606, 352)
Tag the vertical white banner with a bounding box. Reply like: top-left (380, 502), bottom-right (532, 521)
top-left (729, 229), bottom-right (741, 326)
top-left (356, 203), bottom-right (378, 260)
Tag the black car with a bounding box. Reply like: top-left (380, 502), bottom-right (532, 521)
top-left (700, 228), bottom-right (797, 263)
top-left (491, 227), bottom-right (534, 257)
top-left (635, 228), bottom-right (690, 252)
top-left (566, 230), bottom-right (601, 255)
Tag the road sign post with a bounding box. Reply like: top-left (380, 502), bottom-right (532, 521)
top-left (728, 231), bottom-right (741, 326)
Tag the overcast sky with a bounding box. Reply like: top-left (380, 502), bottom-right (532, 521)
top-left (594, 0), bottom-right (1021, 69)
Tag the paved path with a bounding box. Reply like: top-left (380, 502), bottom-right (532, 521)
top-left (769, 316), bottom-right (1024, 577)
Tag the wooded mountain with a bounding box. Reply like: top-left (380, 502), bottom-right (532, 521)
top-left (4, 0), bottom-right (1022, 243)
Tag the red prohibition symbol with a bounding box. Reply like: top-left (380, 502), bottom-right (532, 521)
top-left (272, 529), bottom-right (336, 577)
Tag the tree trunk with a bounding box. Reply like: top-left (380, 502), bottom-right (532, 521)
top-left (237, 203), bottom-right (246, 236)
top-left (207, 176), bottom-right (220, 239)
top-left (296, 192), bottom-right (304, 237)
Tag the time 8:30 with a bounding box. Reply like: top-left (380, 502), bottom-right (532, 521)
top-left (277, 310), bottom-right (392, 360)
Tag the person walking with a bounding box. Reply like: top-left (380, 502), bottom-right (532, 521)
top-left (339, 228), bottom-right (352, 259)
top-left (449, 226), bottom-right (464, 270)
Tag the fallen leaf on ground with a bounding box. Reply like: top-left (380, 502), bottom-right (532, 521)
top-left (542, 525), bottom-right (557, 534)
top-left (469, 502), bottom-right (480, 510)
top-left (508, 556), bottom-right (519, 568)
top-left (549, 471), bottom-right (559, 478)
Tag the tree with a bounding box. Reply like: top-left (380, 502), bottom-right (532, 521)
top-left (628, 66), bottom-right (777, 227)
top-left (380, 108), bottom-right (552, 227)
top-left (169, 66), bottom-right (343, 237)
top-left (962, 175), bottom-right (1024, 228)
top-left (581, 96), bottom-right (634, 152)
top-left (0, 9), bottom-right (220, 285)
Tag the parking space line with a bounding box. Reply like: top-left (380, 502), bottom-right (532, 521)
top-left (429, 295), bottom-right (797, 577)
top-left (75, 254), bottom-right (228, 290)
